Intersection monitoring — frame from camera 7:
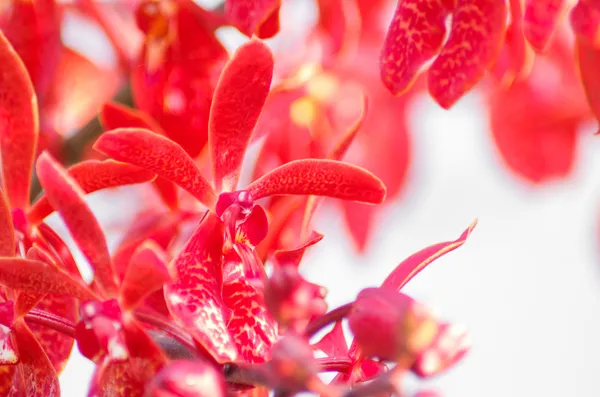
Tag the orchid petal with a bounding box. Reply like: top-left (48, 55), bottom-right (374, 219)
top-left (576, 38), bottom-right (600, 131)
top-left (209, 38), bottom-right (274, 192)
top-left (570, 0), bottom-right (600, 48)
top-left (94, 128), bottom-right (217, 210)
top-left (28, 159), bottom-right (156, 224)
top-left (428, 0), bottom-right (507, 108)
top-left (523, 0), bottom-right (567, 52)
top-left (0, 31), bottom-right (38, 210)
top-left (225, 0), bottom-right (281, 38)
top-left (381, 220), bottom-right (477, 291)
top-left (0, 188), bottom-right (14, 257)
top-left (273, 231), bottom-right (324, 268)
top-left (36, 152), bottom-right (119, 296)
top-left (312, 321), bottom-right (348, 357)
top-left (247, 159), bottom-right (386, 204)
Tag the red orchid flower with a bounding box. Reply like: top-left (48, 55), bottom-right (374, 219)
top-left (312, 221), bottom-right (476, 388)
top-left (92, 37), bottom-right (386, 369)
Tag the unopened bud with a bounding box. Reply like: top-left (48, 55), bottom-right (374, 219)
top-left (145, 360), bottom-right (226, 397)
top-left (269, 334), bottom-right (319, 392)
top-left (348, 288), bottom-right (438, 363)
top-left (411, 322), bottom-right (470, 378)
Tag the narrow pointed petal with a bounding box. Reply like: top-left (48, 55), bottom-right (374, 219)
top-left (36, 152), bottom-right (119, 296)
top-left (428, 0), bottom-right (507, 108)
top-left (28, 160), bottom-right (156, 224)
top-left (313, 321), bottom-right (348, 357)
top-left (380, 0), bottom-right (454, 95)
top-left (273, 231), bottom-right (324, 268)
top-left (209, 38), bottom-right (274, 192)
top-left (523, 0), bottom-right (566, 52)
top-left (164, 213), bottom-right (238, 363)
top-left (247, 159), bottom-right (386, 204)
top-left (381, 220), bottom-right (477, 291)
top-left (11, 320), bottom-right (60, 396)
top-left (120, 241), bottom-right (171, 311)
top-left (94, 128), bottom-right (217, 210)
top-left (314, 0), bottom-right (362, 63)
top-left (570, 0), bottom-right (600, 48)
top-left (0, 188), bottom-right (14, 257)
top-left (0, 31), bottom-right (38, 210)
top-left (576, 39), bottom-right (600, 129)
top-left (225, 0), bottom-right (281, 38)
top-left (0, 258), bottom-right (97, 301)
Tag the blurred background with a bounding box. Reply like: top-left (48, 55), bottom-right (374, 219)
top-left (15, 0), bottom-right (600, 396)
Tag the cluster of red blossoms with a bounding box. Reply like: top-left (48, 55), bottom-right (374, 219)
top-left (0, 0), bottom-right (597, 396)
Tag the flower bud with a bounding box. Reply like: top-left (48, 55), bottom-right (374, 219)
top-left (348, 288), bottom-right (438, 363)
top-left (411, 322), bottom-right (470, 378)
top-left (145, 360), bottom-right (226, 397)
top-left (264, 265), bottom-right (327, 332)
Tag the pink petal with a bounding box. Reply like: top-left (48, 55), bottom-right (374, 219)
top-left (247, 159), bottom-right (386, 204)
top-left (0, 258), bottom-right (97, 301)
top-left (120, 241), bottom-right (171, 311)
top-left (570, 0), bottom-right (600, 48)
top-left (36, 152), bottom-right (119, 297)
top-left (164, 213), bottom-right (238, 363)
top-left (94, 128), bottom-right (217, 210)
top-left (209, 38), bottom-right (274, 192)
top-left (0, 31), bottom-right (38, 210)
top-left (28, 159), bottom-right (156, 224)
top-left (381, 220), bottom-right (477, 291)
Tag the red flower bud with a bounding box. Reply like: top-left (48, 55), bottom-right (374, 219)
top-left (348, 288), bottom-right (438, 363)
top-left (145, 359), bottom-right (226, 397)
top-left (411, 322), bottom-right (470, 378)
top-left (269, 334), bottom-right (318, 392)
top-left (264, 265), bottom-right (327, 332)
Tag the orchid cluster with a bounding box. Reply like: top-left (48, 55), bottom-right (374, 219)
top-left (0, 0), bottom-right (597, 396)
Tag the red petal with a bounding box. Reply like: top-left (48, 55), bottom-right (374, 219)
top-left (27, 294), bottom-right (78, 374)
top-left (120, 241), bottom-right (171, 311)
top-left (36, 152), bottom-right (119, 297)
top-left (314, 0), bottom-right (361, 64)
top-left (273, 231), bottom-right (324, 268)
top-left (576, 38), bottom-right (600, 130)
top-left (100, 102), bottom-right (166, 135)
top-left (28, 159), bottom-right (156, 224)
top-left (11, 319), bottom-right (60, 396)
top-left (428, 0), bottom-right (508, 108)
top-left (380, 0), bottom-right (454, 96)
top-left (312, 321), bottom-right (348, 357)
top-left (0, 257), bottom-right (97, 301)
top-left (0, 0), bottom-right (62, 100)
top-left (0, 31), bottom-right (38, 210)
top-left (381, 220), bottom-right (477, 291)
top-left (570, 0), bottom-right (600, 48)
top-left (94, 128), bottom-right (217, 210)
top-left (224, 0), bottom-right (281, 37)
top-left (99, 102), bottom-right (179, 211)
top-left (247, 159), bottom-right (386, 204)
top-left (222, 272), bottom-right (277, 363)
top-left (342, 201), bottom-right (376, 253)
top-left (0, 188), bottom-right (14, 257)
top-left (523, 0), bottom-right (567, 52)
top-left (209, 38), bottom-right (274, 192)
top-left (164, 213), bottom-right (238, 363)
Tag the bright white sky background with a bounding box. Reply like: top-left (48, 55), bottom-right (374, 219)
top-left (53, 1), bottom-right (600, 396)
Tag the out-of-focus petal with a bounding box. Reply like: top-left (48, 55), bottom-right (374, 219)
top-left (0, 189), bottom-right (14, 257)
top-left (576, 36), bottom-right (600, 131)
top-left (313, 321), bottom-right (348, 357)
top-left (523, 0), bottom-right (567, 52)
top-left (570, 0), bottom-right (600, 48)
top-left (225, 0), bottom-right (281, 38)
